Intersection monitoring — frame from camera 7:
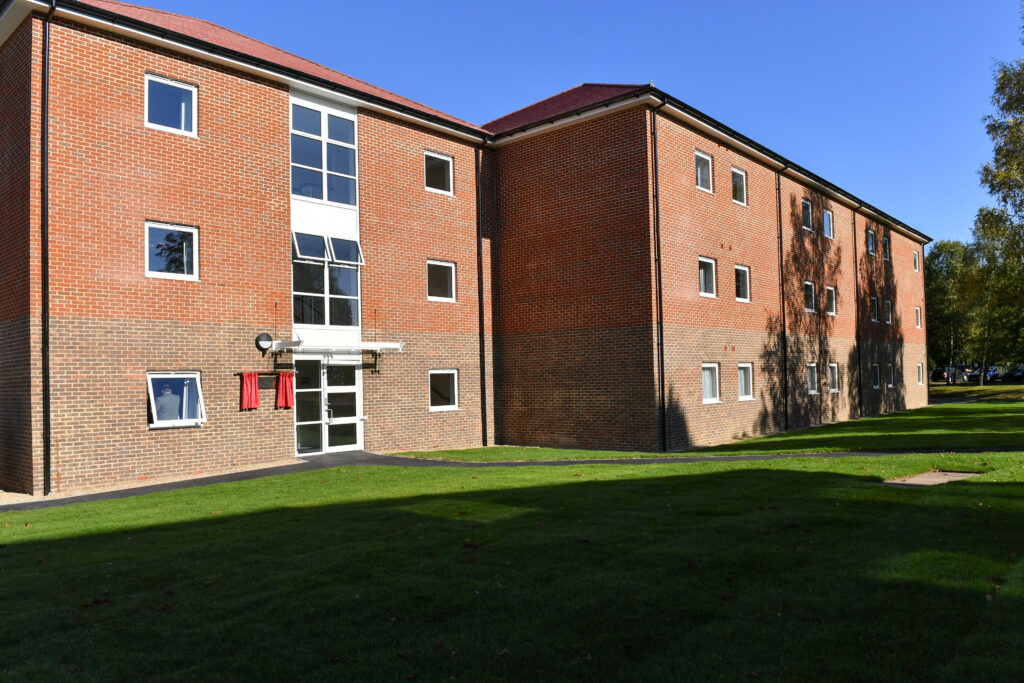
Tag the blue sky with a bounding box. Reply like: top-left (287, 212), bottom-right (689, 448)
top-left (144, 0), bottom-right (1020, 245)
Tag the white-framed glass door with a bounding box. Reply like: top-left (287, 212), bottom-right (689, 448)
top-left (293, 357), bottom-right (363, 455)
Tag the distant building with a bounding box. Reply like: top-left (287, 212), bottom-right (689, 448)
top-left (0, 0), bottom-right (930, 495)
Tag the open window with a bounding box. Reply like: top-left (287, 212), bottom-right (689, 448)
top-left (147, 372), bottom-right (206, 428)
top-left (145, 74), bottom-right (196, 136)
top-left (292, 232), bottom-right (362, 327)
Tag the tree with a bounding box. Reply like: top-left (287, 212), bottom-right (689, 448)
top-left (925, 240), bottom-right (973, 378)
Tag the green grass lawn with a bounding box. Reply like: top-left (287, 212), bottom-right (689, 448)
top-left (3, 453), bottom-right (1024, 680)
top-left (396, 400), bottom-right (1024, 462)
top-left (929, 382), bottom-right (1024, 402)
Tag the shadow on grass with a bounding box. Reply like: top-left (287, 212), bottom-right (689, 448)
top-left (2, 468), bottom-right (1023, 680)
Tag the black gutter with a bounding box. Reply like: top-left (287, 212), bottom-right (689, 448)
top-left (775, 167), bottom-right (789, 432)
top-left (53, 0), bottom-right (488, 142)
top-left (649, 101), bottom-right (668, 451)
top-left (474, 148), bottom-right (488, 446)
top-left (852, 208), bottom-right (865, 418)
top-left (41, 0), bottom-right (56, 495)
top-left (491, 84), bottom-right (930, 246)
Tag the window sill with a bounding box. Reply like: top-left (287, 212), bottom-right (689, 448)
top-left (827, 311), bottom-right (836, 317)
top-left (805, 308), bottom-right (816, 314)
top-left (699, 292), bottom-right (717, 299)
top-left (736, 297), bottom-right (751, 304)
top-left (149, 421), bottom-right (204, 429)
top-left (738, 396), bottom-right (754, 402)
top-left (696, 185), bottom-right (714, 195)
top-left (732, 200), bottom-right (747, 207)
top-left (427, 296), bottom-right (457, 303)
top-left (801, 226), bottom-right (813, 232)
top-left (702, 399), bottom-right (721, 405)
top-left (425, 186), bottom-right (454, 197)
top-left (146, 272), bottom-right (200, 282)
top-left (808, 391), bottom-right (819, 396)
top-left (830, 389), bottom-right (839, 394)
top-left (872, 386), bottom-right (881, 390)
top-left (145, 121), bottom-right (197, 138)
top-left (824, 234), bottom-right (834, 240)
top-left (429, 405), bottom-right (459, 412)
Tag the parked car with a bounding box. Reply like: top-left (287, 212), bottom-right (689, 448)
top-left (930, 367), bottom-right (949, 382)
top-left (942, 366), bottom-right (970, 383)
top-left (1003, 366), bottom-right (1024, 383)
top-left (967, 366), bottom-right (1000, 383)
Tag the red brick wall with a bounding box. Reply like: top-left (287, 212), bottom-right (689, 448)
top-left (492, 107), bottom-right (659, 450)
top-left (358, 111), bottom-right (492, 452)
top-left (0, 17), bottom-right (39, 492)
top-left (41, 19), bottom-right (294, 493)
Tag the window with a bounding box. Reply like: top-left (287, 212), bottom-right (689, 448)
top-left (867, 229), bottom-right (876, 255)
top-left (702, 363), bottom-right (720, 404)
top-left (429, 370), bottom-right (458, 411)
top-left (915, 307), bottom-right (922, 328)
top-left (425, 151), bottom-right (453, 194)
top-left (146, 222), bottom-right (198, 281)
top-left (872, 364), bottom-right (881, 389)
top-left (883, 236), bottom-right (891, 261)
top-left (913, 250), bottom-right (920, 272)
top-left (885, 300), bottom-right (892, 325)
top-left (870, 297), bottom-right (878, 322)
top-left (731, 167), bottom-right (746, 205)
top-left (829, 363), bottom-right (839, 393)
top-left (804, 281), bottom-right (816, 312)
top-left (735, 265), bottom-right (750, 302)
top-left (823, 210), bottom-right (833, 239)
top-left (738, 363), bottom-right (753, 401)
top-left (147, 372), bottom-right (205, 428)
top-left (145, 74), bottom-right (196, 136)
top-left (887, 363), bottom-right (895, 388)
top-left (801, 199), bottom-right (813, 231)
top-left (695, 151), bottom-right (713, 192)
top-left (807, 363), bottom-right (818, 395)
top-left (290, 101), bottom-right (357, 206)
top-left (917, 363), bottom-right (924, 385)
top-left (699, 257), bottom-right (716, 297)
top-left (292, 232), bottom-right (362, 327)
top-left (825, 286), bottom-right (836, 316)
top-left (427, 260), bottom-right (456, 301)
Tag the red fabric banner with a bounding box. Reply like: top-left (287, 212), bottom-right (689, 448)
top-left (241, 372), bottom-right (259, 410)
top-left (277, 372), bottom-right (295, 408)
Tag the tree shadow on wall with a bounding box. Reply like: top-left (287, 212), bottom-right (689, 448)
top-left (852, 220), bottom-right (907, 416)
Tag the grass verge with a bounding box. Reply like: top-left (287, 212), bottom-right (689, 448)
top-left (2, 453), bottom-right (1024, 680)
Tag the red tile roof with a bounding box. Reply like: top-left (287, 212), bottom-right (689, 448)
top-left (69, 0), bottom-right (486, 134)
top-left (482, 83), bottom-right (649, 136)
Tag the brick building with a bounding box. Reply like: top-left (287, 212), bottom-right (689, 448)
top-left (0, 0), bottom-right (930, 495)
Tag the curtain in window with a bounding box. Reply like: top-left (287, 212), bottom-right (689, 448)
top-left (241, 372), bottom-right (260, 410)
top-left (277, 372), bottom-right (295, 408)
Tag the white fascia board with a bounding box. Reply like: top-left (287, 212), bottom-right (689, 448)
top-left (45, 3), bottom-right (484, 144)
top-left (488, 94), bottom-right (662, 148)
top-left (0, 0), bottom-right (47, 49)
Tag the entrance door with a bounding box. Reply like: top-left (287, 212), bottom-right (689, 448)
top-left (294, 358), bottom-right (363, 455)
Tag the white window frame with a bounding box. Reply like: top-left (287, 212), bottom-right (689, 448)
top-left (872, 364), bottom-right (881, 389)
top-left (825, 286), bottom-right (836, 316)
top-left (145, 221), bottom-right (199, 281)
top-left (147, 371), bottom-right (206, 428)
top-left (424, 151), bottom-right (454, 196)
top-left (702, 362), bottom-right (720, 404)
top-left (289, 96), bottom-right (359, 208)
top-left (801, 199), bottom-right (813, 231)
top-left (883, 236), bottom-right (891, 261)
top-left (292, 230), bottom-right (362, 330)
top-left (428, 369), bottom-right (459, 412)
top-left (426, 259), bottom-right (456, 302)
top-left (915, 307), bottom-right (922, 328)
top-left (828, 362), bottom-right (839, 393)
top-left (734, 265), bottom-right (750, 303)
top-left (887, 363), bottom-right (895, 388)
top-left (917, 363), bottom-right (924, 385)
top-left (913, 250), bottom-right (920, 272)
top-left (867, 229), bottom-right (876, 255)
top-left (737, 362), bottom-right (753, 401)
top-left (699, 257), bottom-right (717, 298)
top-left (731, 167), bottom-right (747, 206)
top-left (870, 297), bottom-right (878, 322)
top-left (695, 150), bottom-right (714, 193)
top-left (885, 300), bottom-right (893, 325)
top-left (807, 363), bottom-right (819, 395)
top-left (144, 74), bottom-right (197, 137)
top-left (823, 209), bottom-right (833, 239)
top-left (804, 281), bottom-right (816, 313)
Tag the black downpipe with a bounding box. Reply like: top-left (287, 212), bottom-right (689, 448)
top-left (41, 1), bottom-right (56, 496)
top-left (852, 209), bottom-right (864, 417)
top-left (775, 167), bottom-right (789, 432)
top-left (475, 148), bottom-right (488, 446)
top-left (650, 102), bottom-right (668, 451)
